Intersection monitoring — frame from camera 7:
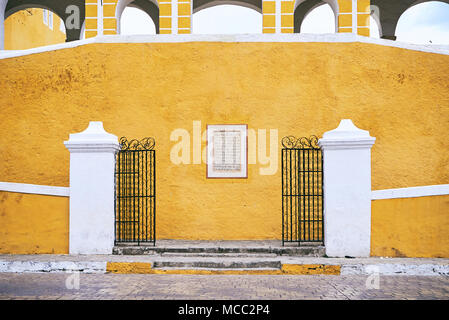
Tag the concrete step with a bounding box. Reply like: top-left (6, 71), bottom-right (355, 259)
top-left (160, 252), bottom-right (279, 258)
top-left (152, 259), bottom-right (282, 269)
top-left (113, 242), bottom-right (325, 257)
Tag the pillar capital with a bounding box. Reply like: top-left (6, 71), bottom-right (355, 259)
top-left (64, 121), bottom-right (120, 153)
top-left (318, 119), bottom-right (376, 150)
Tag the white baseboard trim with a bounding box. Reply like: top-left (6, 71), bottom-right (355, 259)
top-left (372, 184), bottom-right (449, 200)
top-left (0, 182), bottom-right (69, 197)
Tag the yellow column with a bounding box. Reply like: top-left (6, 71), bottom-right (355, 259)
top-left (159, 0), bottom-right (172, 34)
top-left (337, 0), bottom-right (353, 33)
top-left (337, 0), bottom-right (370, 36)
top-left (281, 0), bottom-right (294, 33)
top-left (85, 0), bottom-right (98, 38)
top-left (357, 0), bottom-right (370, 36)
top-left (103, 1), bottom-right (118, 35)
top-left (178, 0), bottom-right (192, 34)
top-left (262, 0), bottom-right (276, 33)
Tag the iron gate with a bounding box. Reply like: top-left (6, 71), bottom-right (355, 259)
top-left (115, 137), bottom-right (156, 245)
top-left (281, 136), bottom-right (323, 245)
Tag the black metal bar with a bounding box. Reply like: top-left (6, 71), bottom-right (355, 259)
top-left (153, 150), bottom-right (156, 245)
top-left (145, 150), bottom-right (148, 242)
top-left (295, 149), bottom-right (299, 244)
top-left (307, 149), bottom-right (310, 241)
top-left (281, 149), bottom-right (284, 246)
top-left (114, 137), bottom-right (156, 245)
top-left (281, 136), bottom-right (323, 246)
top-left (321, 150), bottom-right (324, 242)
top-left (289, 149), bottom-right (292, 242)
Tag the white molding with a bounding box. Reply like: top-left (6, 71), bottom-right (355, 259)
top-left (372, 184), bottom-right (449, 200)
top-left (275, 0), bottom-right (281, 34)
top-left (1, 34), bottom-right (449, 60)
top-left (0, 182), bottom-right (69, 197)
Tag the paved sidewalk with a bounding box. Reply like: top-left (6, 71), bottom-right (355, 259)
top-left (1, 254), bottom-right (448, 275)
top-left (0, 273), bottom-right (448, 300)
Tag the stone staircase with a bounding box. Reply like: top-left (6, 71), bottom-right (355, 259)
top-left (113, 240), bottom-right (325, 272)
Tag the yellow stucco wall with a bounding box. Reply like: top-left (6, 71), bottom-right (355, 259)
top-left (0, 191), bottom-right (69, 254)
top-left (371, 195), bottom-right (449, 258)
top-left (4, 9), bottom-right (66, 50)
top-left (0, 42), bottom-right (448, 241)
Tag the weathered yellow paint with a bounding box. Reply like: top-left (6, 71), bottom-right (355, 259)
top-left (0, 42), bottom-right (448, 241)
top-left (106, 262), bottom-right (341, 275)
top-left (0, 191), bottom-right (69, 254)
top-left (107, 262), bottom-right (153, 274)
top-left (371, 195), bottom-right (449, 258)
top-left (281, 264), bottom-right (341, 275)
top-left (4, 9), bottom-right (66, 50)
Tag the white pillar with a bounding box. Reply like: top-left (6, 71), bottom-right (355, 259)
top-left (64, 122), bottom-right (120, 254)
top-left (97, 0), bottom-right (103, 36)
top-left (318, 119), bottom-right (375, 257)
top-left (275, 0), bottom-right (281, 33)
top-left (0, 0), bottom-right (7, 50)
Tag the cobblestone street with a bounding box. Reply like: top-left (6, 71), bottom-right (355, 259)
top-left (0, 273), bottom-right (448, 300)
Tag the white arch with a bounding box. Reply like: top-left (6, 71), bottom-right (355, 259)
top-left (193, 0), bottom-right (262, 14)
top-left (294, 0), bottom-right (339, 32)
top-left (115, 0), bottom-right (158, 34)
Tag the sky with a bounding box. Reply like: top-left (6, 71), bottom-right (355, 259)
top-left (120, 1), bottom-right (449, 45)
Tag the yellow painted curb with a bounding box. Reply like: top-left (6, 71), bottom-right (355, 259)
top-left (106, 262), bottom-right (341, 275)
top-left (281, 264), bottom-right (341, 275)
top-left (106, 262), bottom-right (153, 274)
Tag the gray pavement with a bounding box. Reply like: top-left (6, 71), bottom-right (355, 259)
top-left (0, 273), bottom-right (448, 300)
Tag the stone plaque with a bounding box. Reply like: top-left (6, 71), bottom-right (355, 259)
top-left (207, 124), bottom-right (247, 178)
